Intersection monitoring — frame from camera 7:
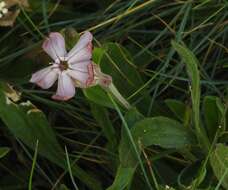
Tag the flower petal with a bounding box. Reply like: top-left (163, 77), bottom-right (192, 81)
top-left (67, 32), bottom-right (93, 64)
top-left (67, 44), bottom-right (92, 64)
top-left (67, 61), bottom-right (93, 85)
top-left (30, 66), bottom-right (58, 89)
top-left (67, 31), bottom-right (93, 58)
top-left (67, 69), bottom-right (89, 85)
top-left (52, 72), bottom-right (75, 101)
top-left (42, 32), bottom-right (67, 61)
top-left (69, 60), bottom-right (91, 70)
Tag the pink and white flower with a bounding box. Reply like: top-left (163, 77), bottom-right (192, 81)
top-left (30, 31), bottom-right (94, 101)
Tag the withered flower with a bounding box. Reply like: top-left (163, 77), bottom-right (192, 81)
top-left (0, 0), bottom-right (29, 27)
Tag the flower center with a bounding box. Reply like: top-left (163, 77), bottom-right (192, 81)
top-left (59, 61), bottom-right (69, 71)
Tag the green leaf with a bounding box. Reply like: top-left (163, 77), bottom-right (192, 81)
top-left (119, 108), bottom-right (144, 167)
top-left (93, 47), bottom-right (105, 65)
top-left (100, 43), bottom-right (151, 114)
top-left (123, 108), bottom-right (145, 128)
top-left (100, 43), bottom-right (144, 97)
top-left (171, 41), bottom-right (200, 122)
top-left (121, 116), bottom-right (195, 181)
top-left (171, 41), bottom-right (200, 103)
top-left (0, 147), bottom-right (10, 159)
top-left (210, 144), bottom-right (228, 189)
top-left (84, 86), bottom-right (114, 108)
top-left (108, 108), bottom-right (144, 190)
top-left (90, 103), bottom-right (117, 150)
top-left (0, 83), bottom-right (101, 190)
top-left (171, 40), bottom-right (209, 150)
top-left (203, 96), bottom-right (221, 141)
top-left (107, 166), bottom-right (135, 190)
top-left (165, 99), bottom-right (187, 121)
top-left (110, 113), bottom-right (195, 190)
top-left (131, 117), bottom-right (195, 149)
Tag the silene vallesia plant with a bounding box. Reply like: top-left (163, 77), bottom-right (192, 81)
top-left (30, 31), bottom-right (130, 109)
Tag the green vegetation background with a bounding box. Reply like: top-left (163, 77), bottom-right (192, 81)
top-left (0, 0), bottom-right (227, 190)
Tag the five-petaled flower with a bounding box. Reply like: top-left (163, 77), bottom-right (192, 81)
top-left (30, 31), bottom-right (96, 101)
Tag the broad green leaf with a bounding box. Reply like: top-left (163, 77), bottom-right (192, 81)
top-left (0, 147), bottom-right (10, 159)
top-left (100, 43), bottom-right (143, 97)
top-left (0, 83), bottom-right (101, 190)
top-left (171, 41), bottom-right (200, 123)
top-left (132, 117), bottom-right (195, 149)
top-left (210, 144), bottom-right (228, 189)
top-left (85, 42), bottom-right (150, 113)
top-left (203, 96), bottom-right (221, 141)
top-left (123, 108), bottom-right (145, 128)
top-left (100, 43), bottom-right (150, 114)
top-left (216, 98), bottom-right (226, 132)
top-left (110, 113), bottom-right (195, 190)
top-left (84, 86), bottom-right (114, 108)
top-left (172, 40), bottom-right (209, 149)
top-left (121, 116), bottom-right (195, 167)
top-left (165, 99), bottom-right (187, 121)
top-left (107, 166), bottom-right (135, 190)
top-left (93, 47), bottom-right (105, 65)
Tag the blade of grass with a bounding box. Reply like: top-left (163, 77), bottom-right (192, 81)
top-left (28, 140), bottom-right (39, 190)
top-left (65, 146), bottom-right (79, 190)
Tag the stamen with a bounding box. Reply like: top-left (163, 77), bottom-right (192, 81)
top-left (59, 61), bottom-right (69, 71)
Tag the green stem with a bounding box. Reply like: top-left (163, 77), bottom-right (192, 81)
top-left (107, 83), bottom-right (131, 110)
top-left (28, 140), bottom-right (39, 190)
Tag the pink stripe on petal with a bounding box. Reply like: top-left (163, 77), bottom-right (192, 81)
top-left (52, 72), bottom-right (75, 101)
top-left (86, 63), bottom-right (94, 86)
top-left (87, 42), bottom-right (93, 52)
top-left (42, 32), bottom-right (66, 61)
top-left (67, 31), bottom-right (93, 59)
